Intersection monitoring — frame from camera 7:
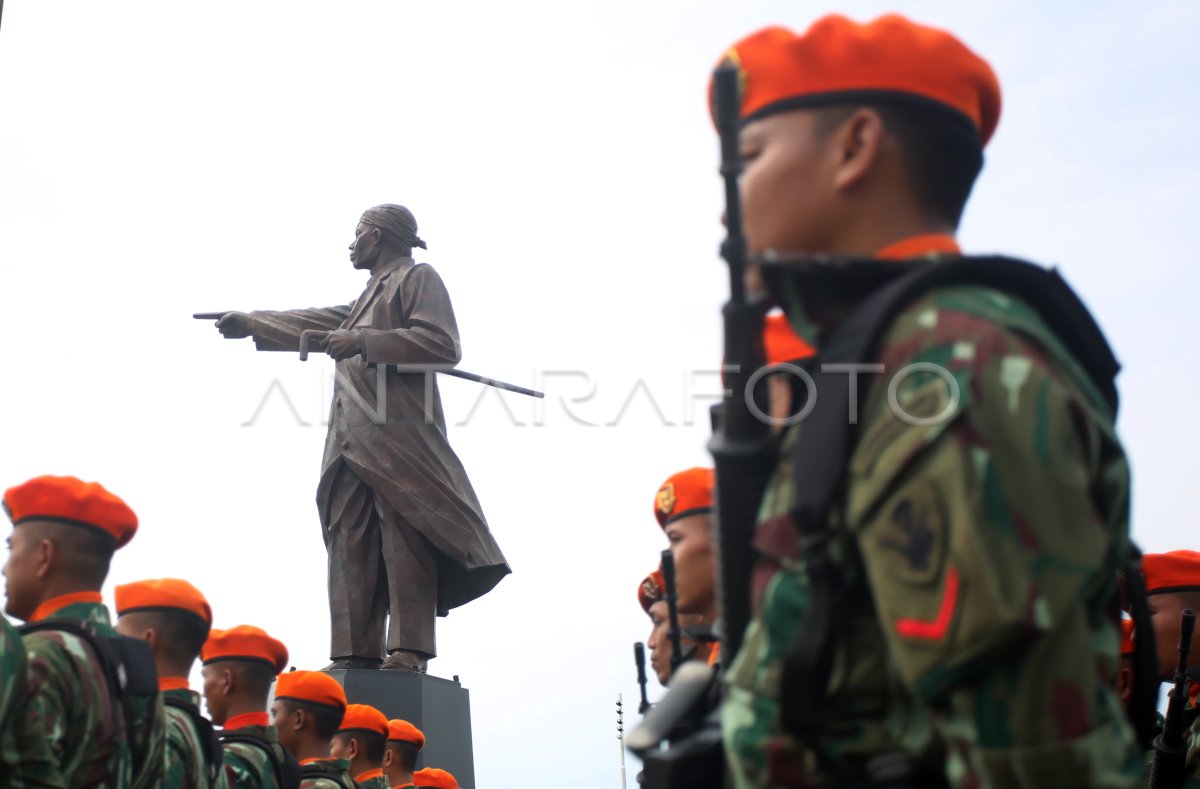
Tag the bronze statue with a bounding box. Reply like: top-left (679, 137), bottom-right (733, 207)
top-left (203, 204), bottom-right (510, 671)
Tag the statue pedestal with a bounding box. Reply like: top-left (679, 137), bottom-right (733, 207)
top-left (326, 669), bottom-right (476, 789)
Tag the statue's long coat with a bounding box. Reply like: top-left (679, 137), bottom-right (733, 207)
top-left (250, 255), bottom-right (510, 612)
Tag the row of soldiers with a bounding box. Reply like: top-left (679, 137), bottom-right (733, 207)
top-left (619, 12), bottom-right (1198, 787)
top-left (632, 458), bottom-right (1200, 785)
top-left (0, 474), bottom-right (459, 788)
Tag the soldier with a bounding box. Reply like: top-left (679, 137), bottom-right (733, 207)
top-left (709, 15), bottom-right (1142, 786)
top-left (761, 311), bottom-right (815, 428)
top-left (2, 475), bottom-right (165, 788)
top-left (1115, 619), bottom-right (1137, 710)
top-left (328, 704), bottom-right (389, 787)
top-left (638, 569), bottom-right (713, 685)
top-left (1, 612), bottom-right (60, 786)
top-left (201, 625), bottom-right (295, 787)
top-left (381, 720), bottom-right (424, 789)
top-left (654, 468), bottom-right (721, 667)
top-left (270, 671), bottom-right (355, 789)
top-left (1141, 551), bottom-right (1200, 681)
top-left (115, 578), bottom-right (217, 788)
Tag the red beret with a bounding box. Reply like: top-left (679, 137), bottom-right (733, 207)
top-left (275, 671), bottom-right (347, 712)
top-left (1120, 618), bottom-right (1135, 658)
top-left (4, 475), bottom-right (138, 548)
top-left (763, 313), bottom-right (815, 366)
top-left (338, 704), bottom-right (389, 738)
top-left (115, 578), bottom-right (212, 627)
top-left (712, 15), bottom-right (1001, 145)
top-left (201, 625), bottom-right (289, 673)
top-left (654, 468), bottom-right (714, 529)
top-left (638, 568), bottom-right (665, 614)
top-left (1143, 551), bottom-right (1200, 595)
top-left (387, 719), bottom-right (425, 749)
top-left (413, 767), bottom-right (458, 789)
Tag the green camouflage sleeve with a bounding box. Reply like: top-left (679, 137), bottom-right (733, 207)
top-left (848, 285), bottom-right (1140, 786)
top-left (220, 741), bottom-right (279, 789)
top-left (0, 618), bottom-right (63, 788)
top-left (164, 704), bottom-right (209, 789)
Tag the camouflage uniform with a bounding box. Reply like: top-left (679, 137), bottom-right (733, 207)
top-left (163, 687), bottom-right (215, 788)
top-left (299, 757), bottom-right (355, 789)
top-left (220, 723), bottom-right (287, 788)
top-left (724, 270), bottom-right (1142, 787)
top-left (24, 599), bottom-right (165, 788)
top-left (1, 614), bottom-right (61, 787)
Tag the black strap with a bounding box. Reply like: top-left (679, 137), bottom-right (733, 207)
top-left (20, 619), bottom-right (160, 780)
top-left (220, 731), bottom-right (301, 789)
top-left (776, 256), bottom-right (1122, 741)
top-left (164, 694), bottom-right (224, 782)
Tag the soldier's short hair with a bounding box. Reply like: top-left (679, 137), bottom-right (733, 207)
top-left (334, 730), bottom-right (387, 763)
top-left (387, 740), bottom-right (420, 772)
top-left (130, 609), bottom-right (210, 665)
top-left (815, 101), bottom-right (984, 227)
top-left (280, 699), bottom-right (344, 740)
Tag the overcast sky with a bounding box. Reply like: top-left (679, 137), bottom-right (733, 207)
top-left (2, 1), bottom-right (1198, 787)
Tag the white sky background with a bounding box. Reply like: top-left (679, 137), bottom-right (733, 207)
top-left (1, 1), bottom-right (1197, 787)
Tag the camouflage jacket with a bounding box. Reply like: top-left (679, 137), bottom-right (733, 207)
top-left (163, 687), bottom-right (216, 788)
top-left (724, 260), bottom-right (1141, 787)
top-left (220, 723), bottom-right (285, 788)
top-left (0, 614), bottom-right (61, 788)
top-left (24, 599), bottom-right (166, 789)
top-left (299, 757), bottom-right (355, 789)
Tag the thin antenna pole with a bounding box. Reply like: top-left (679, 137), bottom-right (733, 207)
top-left (617, 692), bottom-right (628, 789)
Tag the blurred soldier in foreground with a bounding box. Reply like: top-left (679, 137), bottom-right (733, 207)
top-left (271, 671), bottom-right (355, 789)
top-left (0, 612), bottom-right (59, 786)
top-left (382, 720), bottom-right (425, 789)
top-left (3, 475), bottom-right (164, 787)
top-left (329, 704), bottom-right (389, 788)
top-left (201, 625), bottom-right (296, 787)
top-left (208, 203), bottom-right (510, 672)
top-left (116, 579), bottom-right (218, 788)
top-left (711, 14), bottom-right (1141, 787)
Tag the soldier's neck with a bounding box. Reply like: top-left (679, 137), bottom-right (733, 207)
top-left (387, 768), bottom-right (414, 785)
top-left (295, 734), bottom-right (337, 763)
top-left (222, 698), bottom-right (268, 724)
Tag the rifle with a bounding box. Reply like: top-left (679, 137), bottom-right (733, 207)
top-left (634, 642), bottom-right (652, 715)
top-left (1151, 608), bottom-right (1196, 789)
top-left (659, 548), bottom-right (686, 675)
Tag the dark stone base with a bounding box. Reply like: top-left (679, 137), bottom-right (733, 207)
top-left (325, 669), bottom-right (475, 789)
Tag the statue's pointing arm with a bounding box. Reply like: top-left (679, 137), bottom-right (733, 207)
top-left (359, 265), bottom-right (461, 366)
top-left (248, 304), bottom-right (354, 352)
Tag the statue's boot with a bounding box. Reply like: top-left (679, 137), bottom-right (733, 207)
top-left (322, 656), bottom-right (382, 671)
top-left (381, 649), bottom-right (429, 673)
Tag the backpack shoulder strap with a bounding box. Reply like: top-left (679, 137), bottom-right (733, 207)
top-left (164, 694), bottom-right (224, 782)
top-left (220, 731), bottom-right (301, 789)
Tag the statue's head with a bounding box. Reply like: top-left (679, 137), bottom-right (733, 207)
top-left (348, 204), bottom-right (428, 270)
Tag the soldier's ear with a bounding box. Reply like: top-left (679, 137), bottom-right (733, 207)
top-left (33, 538), bottom-right (55, 578)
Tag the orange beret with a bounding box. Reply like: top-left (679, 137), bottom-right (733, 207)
top-left (712, 15), bottom-right (1001, 146)
top-left (275, 670), bottom-right (347, 712)
top-left (1120, 618), bottom-right (1135, 658)
top-left (1143, 551), bottom-right (1200, 595)
top-left (3, 475), bottom-right (138, 548)
top-left (387, 719), bottom-right (425, 749)
top-left (413, 767), bottom-right (458, 789)
top-left (338, 704), bottom-right (389, 738)
top-left (654, 468), bottom-right (714, 529)
top-left (201, 625), bottom-right (288, 673)
top-left (763, 313), bottom-right (815, 366)
top-left (115, 578), bottom-right (212, 627)
top-left (638, 568), bottom-right (665, 614)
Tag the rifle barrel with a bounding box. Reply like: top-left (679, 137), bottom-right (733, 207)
top-left (661, 549), bottom-right (685, 675)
